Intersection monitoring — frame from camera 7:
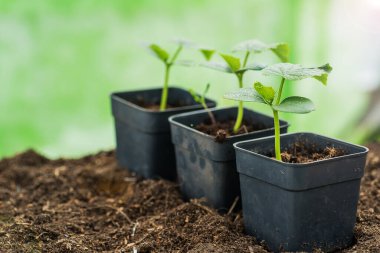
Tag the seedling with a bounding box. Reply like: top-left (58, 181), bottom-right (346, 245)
top-left (201, 40), bottom-right (289, 133)
top-left (189, 83), bottom-right (216, 125)
top-left (224, 63), bottom-right (332, 161)
top-left (148, 40), bottom-right (190, 111)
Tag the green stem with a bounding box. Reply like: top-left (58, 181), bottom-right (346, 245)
top-left (242, 51), bottom-right (250, 68)
top-left (233, 74), bottom-right (244, 133)
top-left (159, 45), bottom-right (183, 111)
top-left (273, 109), bottom-right (281, 161)
top-left (169, 45), bottom-right (183, 64)
top-left (276, 78), bottom-right (286, 105)
top-left (159, 64), bottom-right (170, 111)
top-left (272, 78), bottom-right (286, 161)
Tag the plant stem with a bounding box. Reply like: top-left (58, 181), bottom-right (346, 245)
top-left (159, 64), bottom-right (170, 111)
top-left (233, 74), bottom-right (244, 133)
top-left (242, 51), bottom-right (250, 68)
top-left (273, 109), bottom-right (282, 161)
top-left (202, 101), bottom-right (216, 125)
top-left (275, 78), bottom-right (285, 105)
top-left (159, 45), bottom-right (183, 111)
top-left (272, 78), bottom-right (286, 161)
top-left (169, 45), bottom-right (183, 64)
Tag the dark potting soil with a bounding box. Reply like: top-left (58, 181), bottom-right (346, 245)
top-left (134, 98), bottom-right (189, 111)
top-left (0, 143), bottom-right (379, 252)
top-left (261, 142), bottom-right (347, 163)
top-left (195, 119), bottom-right (267, 142)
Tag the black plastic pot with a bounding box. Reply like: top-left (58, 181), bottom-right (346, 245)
top-left (169, 107), bottom-right (289, 211)
top-left (234, 132), bottom-right (369, 252)
top-left (111, 87), bottom-right (216, 180)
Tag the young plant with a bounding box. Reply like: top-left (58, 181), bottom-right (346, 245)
top-left (201, 40), bottom-right (289, 134)
top-left (189, 83), bottom-right (216, 125)
top-left (148, 40), bottom-right (189, 111)
top-left (224, 63), bottom-right (332, 161)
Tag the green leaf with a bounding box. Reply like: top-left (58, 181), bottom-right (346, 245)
top-left (200, 62), bottom-right (232, 73)
top-left (220, 53), bottom-right (241, 72)
top-left (232, 39), bottom-right (268, 53)
top-left (232, 40), bottom-right (289, 62)
top-left (224, 88), bottom-right (266, 104)
top-left (235, 63), bottom-right (267, 73)
top-left (254, 82), bottom-right (275, 104)
top-left (313, 64), bottom-right (333, 84)
top-left (262, 63), bottom-right (332, 85)
top-left (270, 43), bottom-right (289, 62)
top-left (203, 83), bottom-right (211, 97)
top-left (149, 44), bottom-right (169, 62)
top-left (200, 48), bottom-right (215, 61)
top-left (272, 96), bottom-right (315, 114)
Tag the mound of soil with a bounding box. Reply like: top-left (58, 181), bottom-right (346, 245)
top-left (274, 144), bottom-right (346, 163)
top-left (0, 143), bottom-right (379, 252)
top-left (195, 120), bottom-right (267, 141)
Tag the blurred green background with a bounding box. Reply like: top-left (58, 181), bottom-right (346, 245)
top-left (1, 0), bottom-right (380, 159)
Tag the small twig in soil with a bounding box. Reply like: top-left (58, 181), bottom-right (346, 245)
top-left (123, 177), bottom-right (137, 182)
top-left (190, 199), bottom-right (215, 214)
top-left (104, 205), bottom-right (132, 223)
top-left (233, 213), bottom-right (241, 223)
top-left (127, 233), bottom-right (151, 248)
top-left (227, 196), bottom-right (240, 215)
top-left (131, 222), bottom-right (139, 237)
top-left (242, 125), bottom-right (248, 133)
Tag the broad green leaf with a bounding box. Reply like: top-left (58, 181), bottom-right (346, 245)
top-left (270, 43), bottom-right (289, 62)
top-left (224, 88), bottom-right (266, 104)
top-left (254, 82), bottom-right (275, 104)
top-left (149, 44), bottom-right (169, 62)
top-left (232, 39), bottom-right (268, 53)
top-left (235, 63), bottom-right (267, 73)
top-left (272, 96), bottom-right (315, 114)
top-left (232, 40), bottom-right (289, 62)
top-left (262, 63), bottom-right (332, 85)
top-left (220, 53), bottom-right (241, 72)
top-left (200, 62), bottom-right (232, 73)
top-left (200, 48), bottom-right (215, 61)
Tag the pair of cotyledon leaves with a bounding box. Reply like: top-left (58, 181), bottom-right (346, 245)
top-left (224, 63), bottom-right (332, 114)
top-left (147, 38), bottom-right (194, 64)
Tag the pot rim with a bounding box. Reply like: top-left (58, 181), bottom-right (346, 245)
top-left (111, 86), bottom-right (216, 114)
top-left (234, 132), bottom-right (369, 166)
top-left (169, 106), bottom-right (290, 141)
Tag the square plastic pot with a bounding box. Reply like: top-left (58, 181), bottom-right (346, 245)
top-left (169, 107), bottom-right (289, 211)
top-left (111, 87), bottom-right (217, 181)
top-left (234, 132), bottom-right (369, 252)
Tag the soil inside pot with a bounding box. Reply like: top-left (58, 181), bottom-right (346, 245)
top-left (0, 143), bottom-right (379, 252)
top-left (195, 118), bottom-right (267, 142)
top-left (262, 141), bottom-right (347, 163)
top-left (134, 97), bottom-right (190, 111)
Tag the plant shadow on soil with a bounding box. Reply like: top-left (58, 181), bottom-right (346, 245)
top-left (0, 144), bottom-right (379, 252)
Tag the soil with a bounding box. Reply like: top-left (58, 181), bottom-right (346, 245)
top-left (0, 143), bottom-right (379, 252)
top-left (262, 142), bottom-right (347, 163)
top-left (195, 119), bottom-right (267, 142)
top-left (134, 98), bottom-right (188, 111)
